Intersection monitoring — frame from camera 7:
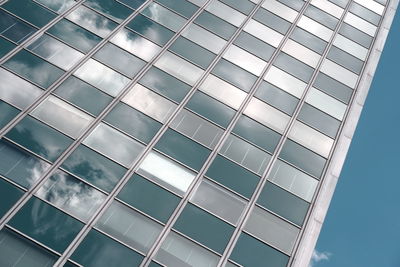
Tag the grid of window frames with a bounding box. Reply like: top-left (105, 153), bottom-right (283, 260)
top-left (0, 0), bottom-right (390, 266)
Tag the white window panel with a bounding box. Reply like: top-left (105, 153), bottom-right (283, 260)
top-left (31, 95), bottom-right (93, 138)
top-left (245, 206), bottom-right (300, 254)
top-left (268, 160), bottom-right (318, 202)
top-left (353, 0), bottom-right (384, 15)
top-left (282, 39), bottom-right (320, 68)
top-left (310, 0), bottom-right (343, 18)
top-left (111, 29), bottom-right (161, 61)
top-left (262, 0), bottom-right (298, 22)
top-left (305, 88), bottom-right (347, 120)
top-left (138, 151), bottom-right (196, 196)
top-left (223, 45), bottom-right (267, 76)
top-left (155, 51), bottom-right (204, 86)
top-left (297, 15), bottom-right (333, 42)
top-left (122, 84), bottom-right (177, 123)
top-left (344, 13), bottom-right (377, 36)
top-left (244, 19), bottom-right (283, 47)
top-left (320, 59), bottom-right (358, 88)
top-left (333, 34), bottom-right (368, 61)
top-left (244, 98), bottom-right (290, 133)
top-left (206, 0), bottom-right (246, 27)
top-left (289, 121), bottom-right (334, 158)
top-left (199, 75), bottom-right (246, 109)
top-left (264, 66), bottom-right (306, 98)
top-left (182, 23), bottom-right (226, 54)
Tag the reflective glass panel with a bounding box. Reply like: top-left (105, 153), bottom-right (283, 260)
top-left (0, 10), bottom-right (36, 43)
top-left (0, 178), bottom-right (24, 217)
top-left (85, 0), bottom-right (133, 23)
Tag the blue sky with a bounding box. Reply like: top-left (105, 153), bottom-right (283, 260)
top-left (312, 8), bottom-right (400, 267)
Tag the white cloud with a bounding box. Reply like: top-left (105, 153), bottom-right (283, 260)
top-left (309, 250), bottom-right (332, 267)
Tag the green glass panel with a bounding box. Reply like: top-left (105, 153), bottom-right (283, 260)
top-left (314, 72), bottom-right (353, 104)
top-left (255, 81), bottom-right (299, 115)
top-left (220, 0), bottom-right (255, 15)
top-left (9, 197), bottom-right (83, 252)
top-left (212, 59), bottom-right (256, 92)
top-left (127, 14), bottom-right (174, 46)
top-left (234, 31), bottom-right (274, 62)
top-left (279, 139), bottom-right (326, 178)
top-left (0, 228), bottom-right (57, 267)
top-left (195, 11), bottom-right (236, 40)
top-left (186, 91), bottom-right (235, 128)
top-left (0, 9), bottom-right (36, 44)
top-left (156, 0), bottom-right (197, 18)
top-left (54, 76), bottom-right (112, 116)
top-left (0, 139), bottom-right (50, 188)
top-left (118, 174), bottom-right (180, 222)
top-left (233, 115), bottom-right (281, 153)
top-left (0, 100), bottom-right (19, 129)
top-left (0, 178), bottom-right (24, 217)
top-left (118, 0), bottom-right (146, 9)
top-left (155, 129), bottom-right (210, 171)
top-left (257, 182), bottom-right (309, 226)
top-left (230, 233), bottom-right (289, 267)
top-left (139, 67), bottom-right (191, 102)
top-left (3, 50), bottom-right (64, 88)
top-left (94, 43), bottom-right (146, 78)
top-left (174, 204), bottom-right (234, 253)
top-left (85, 0), bottom-right (133, 22)
top-left (298, 103), bottom-right (340, 138)
top-left (274, 52), bottom-right (314, 83)
top-left (254, 8), bottom-right (290, 34)
top-left (35, 0), bottom-right (75, 13)
top-left (105, 102), bottom-right (161, 144)
top-left (5, 116), bottom-right (73, 162)
top-left (206, 155), bottom-right (259, 198)
top-left (47, 19), bottom-right (102, 53)
top-left (0, 37), bottom-right (16, 58)
top-left (3, 0), bottom-right (56, 28)
top-left (62, 145), bottom-right (127, 192)
top-left (169, 37), bottom-right (216, 69)
top-left (290, 27), bottom-right (327, 54)
top-left (71, 229), bottom-right (144, 267)
top-left (304, 5), bottom-right (338, 30)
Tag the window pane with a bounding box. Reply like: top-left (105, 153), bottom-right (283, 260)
top-left (3, 0), bottom-right (56, 28)
top-left (0, 100), bottom-right (19, 129)
top-left (274, 52), bottom-right (314, 82)
top-left (234, 31), bottom-right (275, 62)
top-left (206, 155), bottom-right (259, 198)
top-left (118, 173), bottom-right (181, 223)
top-left (223, 45), bottom-right (266, 76)
top-left (304, 5), bottom-right (338, 30)
top-left (0, 36), bottom-right (16, 58)
top-left (35, 0), bottom-right (75, 13)
top-left (313, 72), bottom-right (353, 104)
top-left (122, 84), bottom-right (177, 123)
top-left (139, 67), bottom-right (191, 102)
top-left (94, 43), bottom-right (146, 78)
top-left (74, 59), bottom-right (130, 97)
top-left (205, 0), bottom-right (246, 27)
top-left (47, 19), bottom-right (102, 53)
top-left (141, 2), bottom-right (186, 31)
top-left (220, 0), bottom-right (255, 15)
top-left (155, 231), bottom-right (219, 267)
top-left (27, 34), bottom-right (84, 70)
top-left (191, 179), bottom-right (246, 225)
top-left (3, 50), bottom-right (64, 88)
top-left (339, 23), bottom-right (373, 48)
top-left (157, 0), bottom-right (198, 18)
top-left (264, 66), bottom-right (306, 98)
top-left (231, 233), bottom-right (289, 267)
top-left (257, 182), bottom-right (309, 226)
top-left (0, 9), bottom-right (36, 43)
top-left (194, 11), bottom-right (236, 40)
top-left (0, 229), bottom-right (57, 267)
top-left (71, 230), bottom-right (144, 267)
top-left (0, 178), bottom-right (24, 217)
top-left (36, 170), bottom-right (106, 222)
top-left (305, 87), bottom-right (347, 120)
top-left (54, 76), bottom-right (112, 116)
top-left (174, 204), bottom-right (235, 253)
top-left (31, 95), bottom-right (93, 139)
top-left (83, 123), bottom-right (144, 167)
top-left (96, 201), bottom-right (162, 253)
top-left (327, 46), bottom-right (364, 74)
top-left (137, 151), bottom-right (196, 196)
top-left (105, 102), bottom-right (161, 144)
top-left (62, 145), bottom-right (127, 192)
top-left (290, 27), bottom-right (327, 54)
top-left (254, 8), bottom-right (290, 34)
top-left (155, 129), bottom-right (210, 171)
top-left (6, 116), bottom-right (73, 162)
top-left (245, 206), bottom-right (300, 254)
top-left (85, 0), bottom-right (133, 23)
top-left (181, 23), bottom-right (226, 54)
top-left (9, 197), bottom-right (83, 252)
top-left (67, 6), bottom-right (117, 38)
top-left (0, 139), bottom-right (50, 189)
top-left (170, 109), bottom-right (224, 149)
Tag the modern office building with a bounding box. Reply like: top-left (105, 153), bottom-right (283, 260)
top-left (0, 0), bottom-right (398, 266)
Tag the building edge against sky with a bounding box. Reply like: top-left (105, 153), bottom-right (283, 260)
top-left (291, 0), bottom-right (399, 266)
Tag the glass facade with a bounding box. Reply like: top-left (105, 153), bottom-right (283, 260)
top-left (0, 0), bottom-right (396, 266)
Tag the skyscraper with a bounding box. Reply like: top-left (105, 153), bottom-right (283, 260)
top-left (0, 0), bottom-right (397, 266)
